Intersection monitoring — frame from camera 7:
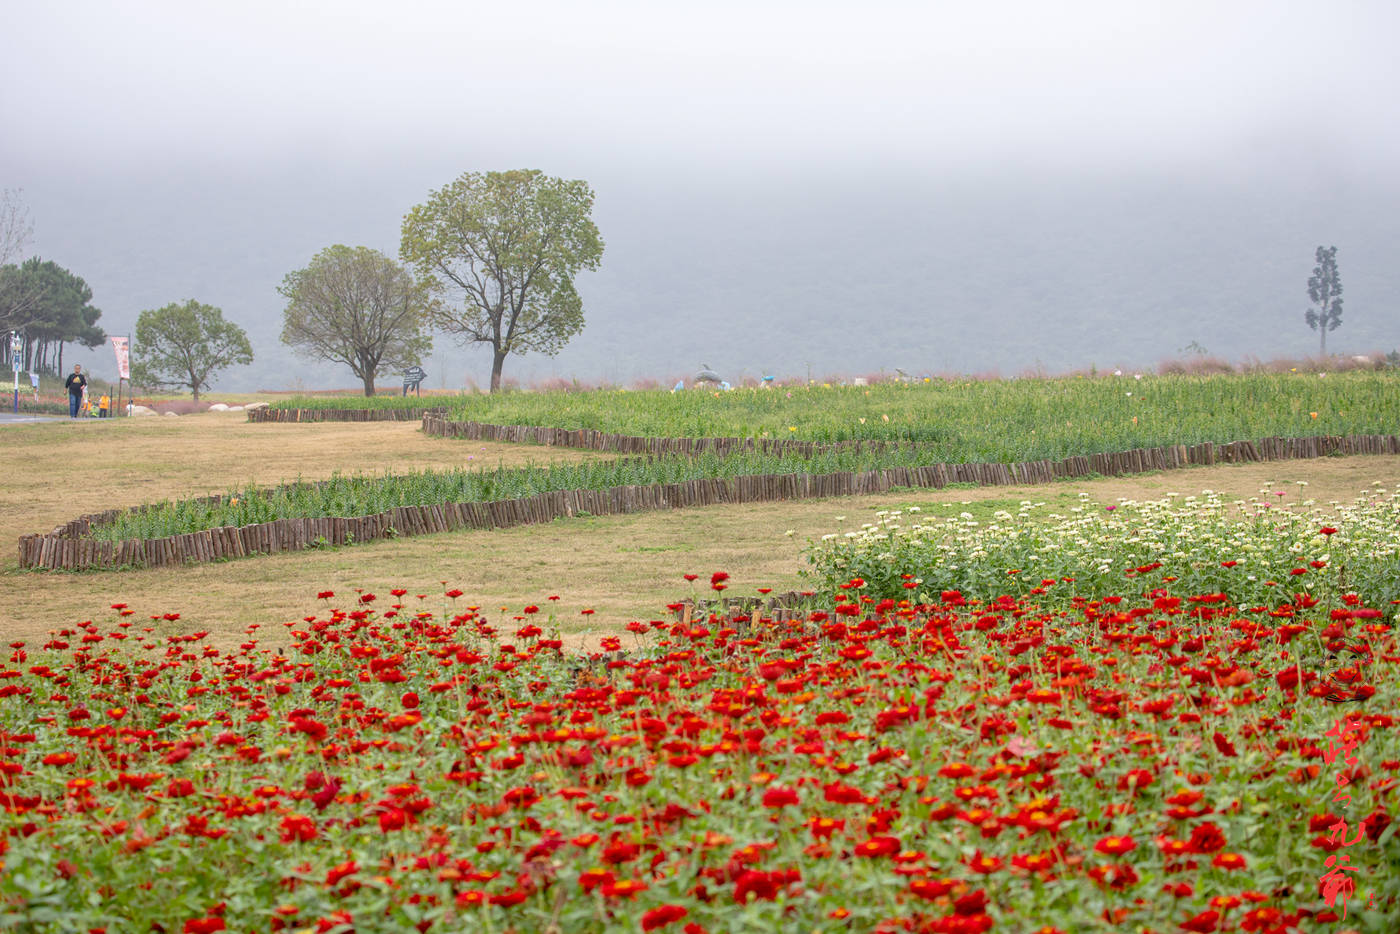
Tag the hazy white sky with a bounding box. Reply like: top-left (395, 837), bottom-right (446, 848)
top-left (8, 0), bottom-right (1397, 176)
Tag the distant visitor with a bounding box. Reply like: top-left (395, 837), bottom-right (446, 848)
top-left (64, 364), bottom-right (87, 418)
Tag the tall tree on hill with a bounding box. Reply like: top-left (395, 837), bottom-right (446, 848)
top-left (131, 300), bottom-right (253, 401)
top-left (400, 169), bottom-right (604, 392)
top-left (1304, 245), bottom-right (1343, 355)
top-left (278, 245), bottom-right (434, 396)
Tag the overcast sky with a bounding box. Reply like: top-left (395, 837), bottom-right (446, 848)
top-left (10, 1), bottom-right (1398, 173)
top-left (4, 0), bottom-right (1398, 387)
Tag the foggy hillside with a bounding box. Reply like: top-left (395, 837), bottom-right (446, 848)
top-left (34, 161), bottom-right (1399, 394)
top-left (8, 3), bottom-right (1397, 395)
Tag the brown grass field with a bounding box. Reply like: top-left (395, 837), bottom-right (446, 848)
top-left (3, 411), bottom-right (1398, 651)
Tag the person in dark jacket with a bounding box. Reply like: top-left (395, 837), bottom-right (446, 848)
top-left (64, 364), bottom-right (87, 418)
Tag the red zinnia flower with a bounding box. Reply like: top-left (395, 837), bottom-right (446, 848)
top-left (1094, 835), bottom-right (1136, 856)
top-left (761, 787), bottom-right (799, 808)
top-left (578, 868), bottom-right (614, 893)
top-left (1087, 863), bottom-right (1140, 890)
top-left (1211, 732), bottom-right (1237, 757)
top-left (953, 888), bottom-right (989, 916)
top-left (280, 814), bottom-right (317, 843)
top-left (1179, 909), bottom-right (1220, 933)
top-left (641, 905), bottom-right (688, 930)
top-left (1188, 821), bottom-right (1228, 854)
top-left (854, 836), bottom-right (901, 858)
top-left (325, 861), bottom-right (357, 886)
top-left (1117, 769), bottom-right (1155, 794)
top-left (910, 878), bottom-right (954, 901)
top-left (601, 878), bottom-right (647, 899)
top-left (1211, 852), bottom-right (1247, 871)
top-left (965, 850), bottom-right (1003, 873)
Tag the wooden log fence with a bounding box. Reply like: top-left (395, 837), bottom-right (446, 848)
top-left (419, 415), bottom-right (901, 458)
top-left (246, 406), bottom-right (447, 423)
top-left (17, 433), bottom-right (1399, 572)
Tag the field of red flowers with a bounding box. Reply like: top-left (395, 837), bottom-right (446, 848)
top-left (1, 565), bottom-right (1396, 932)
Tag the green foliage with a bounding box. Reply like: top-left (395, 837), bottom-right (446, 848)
top-left (278, 245), bottom-right (434, 397)
top-left (131, 300), bottom-right (253, 402)
top-left (399, 169), bottom-right (604, 392)
top-left (89, 445), bottom-right (981, 542)
top-left (0, 257), bottom-right (105, 350)
top-left (269, 371), bottom-right (1400, 462)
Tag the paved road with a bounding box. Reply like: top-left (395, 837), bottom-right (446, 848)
top-left (0, 412), bottom-right (76, 425)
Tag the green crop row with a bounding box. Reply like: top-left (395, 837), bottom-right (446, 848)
top-left (267, 371), bottom-right (1400, 461)
top-left (87, 446), bottom-right (968, 542)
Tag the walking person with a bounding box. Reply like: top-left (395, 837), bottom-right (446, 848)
top-left (64, 364), bottom-right (87, 418)
top-left (98, 392), bottom-right (111, 418)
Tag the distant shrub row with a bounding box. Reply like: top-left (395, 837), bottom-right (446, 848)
top-left (264, 371), bottom-right (1400, 462)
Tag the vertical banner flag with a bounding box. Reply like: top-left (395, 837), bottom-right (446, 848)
top-left (112, 337), bottom-right (130, 379)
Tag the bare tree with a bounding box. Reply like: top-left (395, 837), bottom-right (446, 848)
top-left (0, 189), bottom-right (32, 267)
top-left (0, 189), bottom-right (43, 334)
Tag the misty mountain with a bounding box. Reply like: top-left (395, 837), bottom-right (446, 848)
top-left (28, 163), bottom-right (1400, 393)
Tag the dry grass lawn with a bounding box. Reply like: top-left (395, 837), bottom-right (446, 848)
top-left (3, 411), bottom-right (1397, 650)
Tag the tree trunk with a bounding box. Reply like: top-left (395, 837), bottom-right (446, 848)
top-left (490, 347), bottom-right (507, 393)
top-left (363, 371), bottom-right (376, 397)
top-left (1320, 324), bottom-right (1327, 356)
top-left (56, 342), bottom-right (62, 377)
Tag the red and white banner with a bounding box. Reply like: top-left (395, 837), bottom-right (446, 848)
top-left (111, 337), bottom-right (130, 379)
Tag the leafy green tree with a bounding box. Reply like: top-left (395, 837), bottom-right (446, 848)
top-left (278, 245), bottom-right (434, 396)
top-left (400, 169), bottom-right (604, 392)
top-left (1, 258), bottom-right (105, 372)
top-left (131, 300), bottom-right (253, 401)
top-left (1305, 245), bottom-right (1343, 355)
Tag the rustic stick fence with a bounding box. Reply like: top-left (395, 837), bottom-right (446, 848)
top-left (420, 414), bottom-right (898, 456)
top-left (247, 406), bottom-right (446, 423)
top-left (17, 433), bottom-right (1398, 572)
